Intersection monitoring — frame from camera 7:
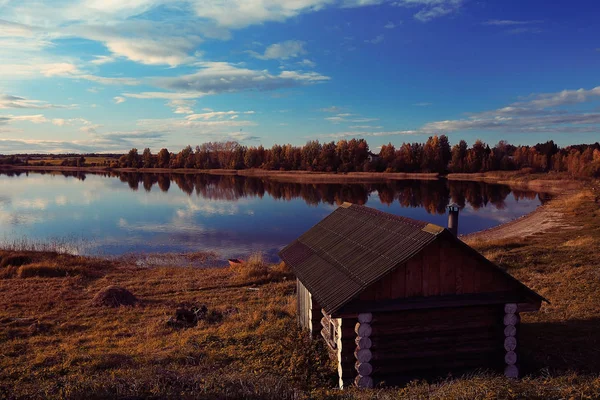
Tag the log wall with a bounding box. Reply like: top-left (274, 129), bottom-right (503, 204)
top-left (339, 305), bottom-right (506, 386)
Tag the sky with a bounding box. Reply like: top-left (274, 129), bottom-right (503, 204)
top-left (1, 0), bottom-right (599, 154)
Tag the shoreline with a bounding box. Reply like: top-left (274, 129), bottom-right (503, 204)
top-left (0, 165), bottom-right (583, 186)
top-left (463, 181), bottom-right (583, 243)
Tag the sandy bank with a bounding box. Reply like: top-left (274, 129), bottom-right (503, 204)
top-left (463, 182), bottom-right (586, 243)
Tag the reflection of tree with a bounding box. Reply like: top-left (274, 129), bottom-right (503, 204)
top-left (512, 189), bottom-right (538, 202)
top-left (2, 171), bottom-right (546, 214)
top-left (113, 174), bottom-right (545, 213)
top-left (118, 172), bottom-right (140, 191)
top-left (142, 174), bottom-right (158, 192)
top-left (157, 175), bottom-right (170, 192)
top-left (394, 180), bottom-right (450, 215)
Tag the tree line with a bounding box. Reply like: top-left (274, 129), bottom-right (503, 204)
top-left (3, 136), bottom-right (600, 177)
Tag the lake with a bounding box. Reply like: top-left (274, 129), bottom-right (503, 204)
top-left (0, 171), bottom-right (551, 262)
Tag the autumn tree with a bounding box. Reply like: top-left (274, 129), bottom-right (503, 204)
top-left (142, 148), bottom-right (153, 168)
top-left (157, 148), bottom-right (170, 168)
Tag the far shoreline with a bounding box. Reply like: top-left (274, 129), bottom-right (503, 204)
top-left (0, 165), bottom-right (585, 187)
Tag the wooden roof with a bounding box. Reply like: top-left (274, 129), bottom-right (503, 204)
top-left (279, 203), bottom-right (546, 315)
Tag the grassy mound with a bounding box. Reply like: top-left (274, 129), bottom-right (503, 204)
top-left (91, 286), bottom-right (137, 307)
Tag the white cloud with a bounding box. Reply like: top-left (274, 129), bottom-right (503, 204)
top-left (102, 37), bottom-right (198, 67)
top-left (250, 40), bottom-right (307, 60)
top-left (39, 63), bottom-right (80, 77)
top-left (320, 106), bottom-right (342, 113)
top-left (418, 86), bottom-right (600, 134)
top-left (513, 86), bottom-right (600, 108)
top-left (384, 21), bottom-right (397, 29)
top-left (297, 58), bottom-right (317, 67)
top-left (0, 114), bottom-right (48, 125)
top-left (364, 35), bottom-right (384, 44)
top-left (0, 94), bottom-right (71, 109)
top-left (190, 0), bottom-right (332, 28)
top-left (186, 110), bottom-right (255, 120)
top-left (113, 96), bottom-right (126, 104)
top-left (325, 114), bottom-right (379, 123)
top-left (0, 18), bottom-right (37, 37)
top-left (483, 20), bottom-right (543, 26)
top-left (90, 55), bottom-right (116, 65)
top-left (167, 99), bottom-right (196, 114)
top-left (79, 74), bottom-right (141, 86)
top-left (393, 0), bottom-right (465, 22)
top-left (317, 130), bottom-right (420, 139)
top-left (413, 102), bottom-right (432, 106)
top-left (152, 62), bottom-right (330, 96)
top-left (80, 124), bottom-right (103, 134)
top-left (124, 92), bottom-right (204, 100)
top-left (278, 70), bottom-right (330, 82)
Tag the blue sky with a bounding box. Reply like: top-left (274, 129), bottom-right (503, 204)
top-left (1, 0), bottom-right (599, 154)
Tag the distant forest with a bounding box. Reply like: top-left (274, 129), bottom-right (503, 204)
top-left (3, 136), bottom-right (600, 177)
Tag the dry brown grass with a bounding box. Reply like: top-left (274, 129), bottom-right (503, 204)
top-left (0, 253), bottom-right (332, 399)
top-left (229, 252), bottom-right (294, 284)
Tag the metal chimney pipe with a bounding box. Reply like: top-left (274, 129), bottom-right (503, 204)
top-left (447, 203), bottom-right (459, 236)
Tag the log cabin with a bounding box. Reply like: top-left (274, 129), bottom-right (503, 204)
top-left (279, 202), bottom-right (546, 389)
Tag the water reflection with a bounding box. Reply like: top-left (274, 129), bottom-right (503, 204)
top-left (0, 171), bottom-right (550, 260)
top-left (1, 170), bottom-right (550, 214)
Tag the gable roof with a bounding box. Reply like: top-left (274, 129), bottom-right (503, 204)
top-left (279, 202), bottom-right (546, 315)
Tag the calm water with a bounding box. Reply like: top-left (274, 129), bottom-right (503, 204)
top-left (0, 171), bottom-right (550, 261)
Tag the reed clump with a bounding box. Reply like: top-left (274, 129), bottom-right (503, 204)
top-left (230, 252), bottom-right (294, 284)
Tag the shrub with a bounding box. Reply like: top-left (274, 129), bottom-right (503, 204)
top-left (230, 254), bottom-right (294, 284)
top-left (231, 252), bottom-right (270, 282)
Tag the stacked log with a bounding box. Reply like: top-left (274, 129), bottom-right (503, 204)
top-left (354, 313), bottom-right (373, 388)
top-left (503, 303), bottom-right (519, 379)
top-left (340, 305), bottom-right (505, 386)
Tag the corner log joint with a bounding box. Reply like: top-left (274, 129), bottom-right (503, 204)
top-left (354, 313), bottom-right (373, 388)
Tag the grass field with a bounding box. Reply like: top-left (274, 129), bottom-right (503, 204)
top-left (1, 181), bottom-right (600, 399)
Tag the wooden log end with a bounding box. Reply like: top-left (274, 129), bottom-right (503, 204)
top-left (505, 351), bottom-right (518, 365)
top-left (355, 322), bottom-right (372, 338)
top-left (355, 336), bottom-right (372, 349)
top-left (354, 348), bottom-right (373, 363)
top-left (503, 313), bottom-right (520, 326)
top-left (355, 361), bottom-right (373, 376)
top-left (358, 313), bottom-right (373, 324)
top-left (354, 375), bottom-right (374, 389)
top-left (504, 324), bottom-right (517, 337)
top-left (504, 336), bottom-right (517, 352)
top-left (504, 364), bottom-right (519, 379)
top-left (504, 303), bottom-right (518, 314)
